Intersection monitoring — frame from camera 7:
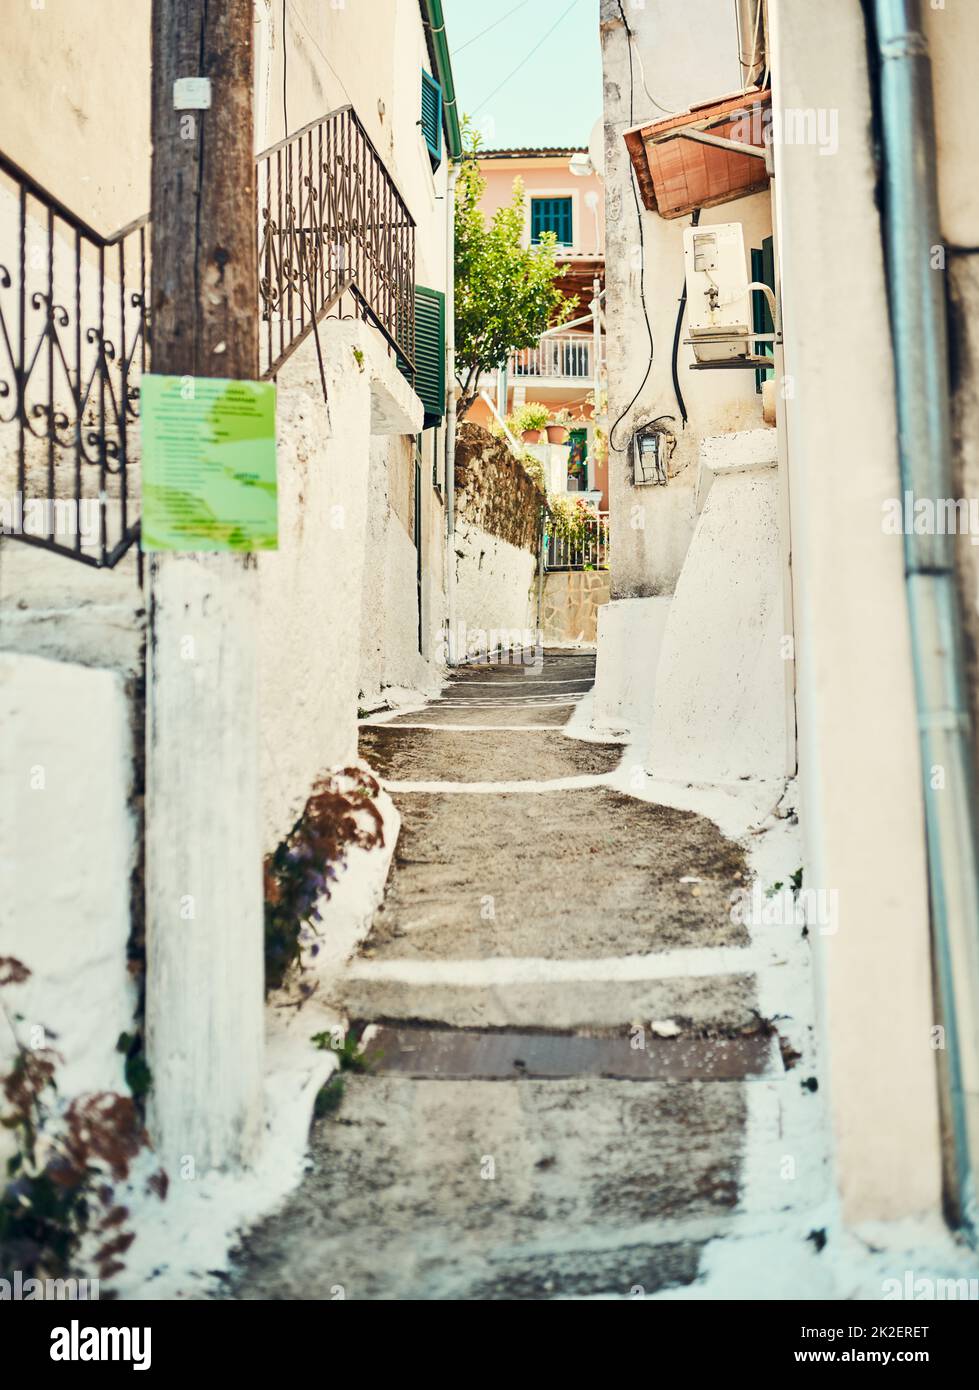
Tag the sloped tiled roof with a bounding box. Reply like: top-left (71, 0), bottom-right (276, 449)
top-left (479, 147), bottom-right (587, 160)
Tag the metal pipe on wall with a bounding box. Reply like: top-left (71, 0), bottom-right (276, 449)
top-left (873, 0), bottom-right (979, 1235)
top-left (444, 157), bottom-right (460, 665)
top-left (736, 0), bottom-right (767, 89)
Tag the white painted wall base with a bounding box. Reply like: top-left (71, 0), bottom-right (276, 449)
top-left (648, 430), bottom-right (786, 785)
top-left (593, 595), bottom-right (672, 732)
top-left (146, 553), bottom-right (265, 1176)
top-left (260, 326), bottom-right (376, 849)
top-left (454, 520), bottom-right (537, 658)
top-left (0, 651), bottom-right (137, 1173)
top-left (146, 320), bottom-right (426, 1176)
top-left (770, 0), bottom-right (942, 1225)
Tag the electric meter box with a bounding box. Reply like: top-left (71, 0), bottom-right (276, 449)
top-left (683, 222), bottom-right (751, 362)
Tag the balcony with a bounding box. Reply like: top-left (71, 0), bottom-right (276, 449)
top-left (509, 333), bottom-right (604, 385)
top-left (544, 507), bottom-right (609, 572)
top-left (256, 106), bottom-right (416, 380)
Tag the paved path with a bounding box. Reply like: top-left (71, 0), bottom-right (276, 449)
top-left (230, 651), bottom-right (807, 1300)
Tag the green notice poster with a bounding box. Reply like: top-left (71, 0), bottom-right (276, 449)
top-left (140, 374), bottom-right (277, 552)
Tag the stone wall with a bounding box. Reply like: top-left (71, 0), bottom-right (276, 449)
top-left (454, 423), bottom-right (543, 554)
top-left (540, 570), bottom-right (611, 645)
top-left (453, 425), bottom-right (543, 657)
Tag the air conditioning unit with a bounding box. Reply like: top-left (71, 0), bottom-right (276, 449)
top-left (683, 222), bottom-right (752, 363)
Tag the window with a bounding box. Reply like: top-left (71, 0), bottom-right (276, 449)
top-left (531, 196), bottom-right (573, 246)
top-left (567, 429), bottom-right (589, 492)
top-left (413, 285), bottom-right (446, 429)
top-left (421, 70), bottom-right (443, 169)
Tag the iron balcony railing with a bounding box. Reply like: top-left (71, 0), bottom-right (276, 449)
top-left (256, 105), bottom-right (416, 380)
top-left (544, 509), bottom-right (609, 572)
top-left (510, 333), bottom-right (605, 382)
top-left (0, 105), bottom-right (416, 568)
top-left (0, 150), bottom-right (148, 567)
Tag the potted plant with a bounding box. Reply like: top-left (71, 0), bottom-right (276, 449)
top-left (546, 409), bottom-right (575, 444)
top-left (512, 402), bottom-right (551, 444)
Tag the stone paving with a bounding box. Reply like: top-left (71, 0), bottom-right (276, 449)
top-left (229, 650), bottom-right (782, 1301)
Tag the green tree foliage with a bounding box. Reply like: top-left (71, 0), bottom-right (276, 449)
top-left (455, 126), bottom-right (574, 417)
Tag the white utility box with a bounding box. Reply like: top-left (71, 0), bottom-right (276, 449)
top-left (683, 222), bottom-right (751, 362)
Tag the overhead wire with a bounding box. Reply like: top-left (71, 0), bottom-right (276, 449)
top-left (630, 31), bottom-right (677, 115)
top-left (453, 0), bottom-right (535, 56)
top-left (472, 0), bottom-right (583, 115)
top-left (608, 0), bottom-right (656, 452)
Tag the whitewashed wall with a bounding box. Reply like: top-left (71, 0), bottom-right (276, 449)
top-left (592, 595), bottom-right (671, 731)
top-left (648, 430), bottom-right (785, 784)
top-left (0, 651), bottom-right (139, 1170)
top-left (358, 434), bottom-right (448, 711)
top-left (261, 321), bottom-right (423, 848)
top-left (600, 0), bottom-right (771, 600)
top-left (0, 0), bottom-right (444, 1180)
top-left (770, 0), bottom-right (942, 1224)
top-left (453, 519), bottom-right (537, 658)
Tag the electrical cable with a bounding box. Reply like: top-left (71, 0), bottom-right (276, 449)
top-left (453, 0), bottom-right (535, 55)
top-left (671, 208), bottom-right (700, 427)
top-left (608, 0), bottom-right (655, 453)
top-left (631, 33), bottom-right (677, 115)
top-left (472, 0), bottom-right (583, 115)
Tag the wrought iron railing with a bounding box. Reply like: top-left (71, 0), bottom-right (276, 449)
top-left (257, 106), bottom-right (416, 380)
top-left (544, 508), bottom-right (609, 572)
top-left (0, 104), bottom-right (417, 568)
top-left (0, 150), bottom-right (148, 567)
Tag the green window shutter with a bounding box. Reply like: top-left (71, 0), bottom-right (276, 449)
top-left (414, 285), bottom-right (445, 429)
top-left (421, 70), bottom-right (443, 169)
top-left (751, 236), bottom-right (775, 392)
top-left (531, 197), bottom-right (572, 246)
top-left (531, 199), bottom-right (546, 244)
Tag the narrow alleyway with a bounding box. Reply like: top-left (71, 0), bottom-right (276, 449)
top-left (230, 651), bottom-right (800, 1300)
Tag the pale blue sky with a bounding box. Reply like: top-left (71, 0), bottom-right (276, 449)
top-left (440, 0), bottom-right (602, 151)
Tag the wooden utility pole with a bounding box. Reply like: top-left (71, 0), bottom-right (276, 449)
top-left (145, 0), bottom-right (264, 1174)
top-left (150, 0), bottom-right (257, 375)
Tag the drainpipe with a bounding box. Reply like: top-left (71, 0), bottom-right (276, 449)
top-left (496, 361), bottom-right (509, 419)
top-left (591, 274), bottom-right (603, 495)
top-left (873, 0), bottom-right (979, 1234)
top-left (445, 157), bottom-right (460, 665)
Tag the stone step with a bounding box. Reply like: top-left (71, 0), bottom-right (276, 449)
top-left (359, 1023), bottom-right (775, 1082)
top-left (229, 1074), bottom-right (747, 1300)
top-left (359, 725), bottom-right (622, 782)
top-left (334, 970), bottom-right (761, 1033)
